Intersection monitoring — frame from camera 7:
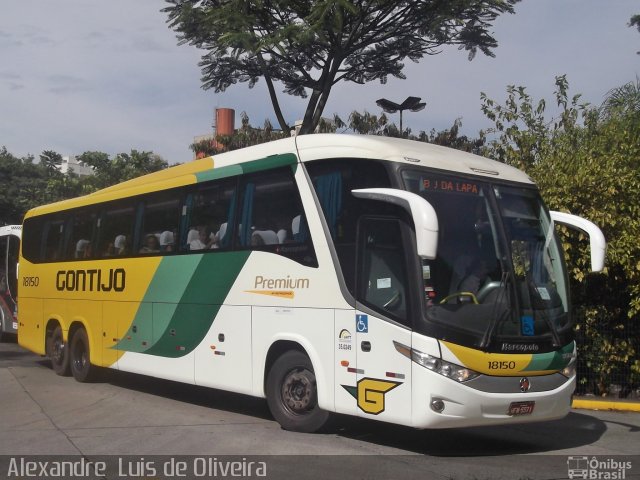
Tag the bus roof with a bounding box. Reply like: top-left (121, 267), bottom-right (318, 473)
top-left (294, 134), bottom-right (533, 183)
top-left (24, 134), bottom-right (533, 218)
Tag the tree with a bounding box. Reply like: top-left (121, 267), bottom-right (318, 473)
top-left (37, 150), bottom-right (87, 202)
top-left (418, 118), bottom-right (486, 154)
top-left (338, 110), bottom-right (486, 153)
top-left (77, 150), bottom-right (168, 191)
top-left (600, 77), bottom-right (640, 120)
top-left (1, 147), bottom-right (169, 226)
top-left (629, 14), bottom-right (640, 54)
top-left (190, 138), bottom-right (218, 159)
top-left (164, 0), bottom-right (518, 134)
top-left (39, 150), bottom-right (63, 173)
top-left (191, 111), bottom-right (288, 155)
top-left (0, 148), bottom-right (72, 225)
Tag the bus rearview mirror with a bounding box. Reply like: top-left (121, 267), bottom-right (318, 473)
top-left (351, 188), bottom-right (438, 260)
top-left (550, 211), bottom-right (606, 272)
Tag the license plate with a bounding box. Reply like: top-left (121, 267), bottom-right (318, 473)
top-left (508, 401), bottom-right (535, 416)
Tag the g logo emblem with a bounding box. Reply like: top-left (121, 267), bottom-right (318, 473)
top-left (342, 378), bottom-right (401, 415)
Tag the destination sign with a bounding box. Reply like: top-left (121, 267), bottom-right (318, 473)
top-left (422, 178), bottom-right (480, 195)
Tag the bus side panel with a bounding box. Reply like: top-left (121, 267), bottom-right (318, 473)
top-left (43, 299), bottom-right (68, 339)
top-left (67, 299), bottom-right (102, 366)
top-left (116, 350), bottom-right (195, 384)
top-left (251, 306), bottom-right (334, 410)
top-left (355, 312), bottom-right (412, 427)
top-left (122, 302), bottom-right (153, 354)
top-left (334, 308), bottom-right (358, 416)
top-left (17, 297), bottom-right (44, 355)
top-left (102, 301), bottom-right (144, 368)
top-left (194, 305), bottom-right (253, 395)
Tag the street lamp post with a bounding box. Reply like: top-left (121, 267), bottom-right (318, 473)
top-left (375, 96), bottom-right (426, 136)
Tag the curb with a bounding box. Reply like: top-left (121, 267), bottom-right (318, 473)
top-left (572, 398), bottom-right (640, 412)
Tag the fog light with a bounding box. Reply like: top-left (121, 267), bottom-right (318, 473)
top-left (430, 399), bottom-right (445, 413)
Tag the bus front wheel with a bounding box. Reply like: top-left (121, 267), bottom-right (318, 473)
top-left (266, 350), bottom-right (330, 433)
top-left (47, 325), bottom-right (70, 376)
top-left (69, 328), bottom-right (97, 382)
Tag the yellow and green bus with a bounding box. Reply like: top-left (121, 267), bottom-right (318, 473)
top-left (18, 134), bottom-right (605, 432)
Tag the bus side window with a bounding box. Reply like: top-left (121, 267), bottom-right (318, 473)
top-left (237, 167), bottom-right (317, 266)
top-left (98, 204), bottom-right (135, 257)
top-left (21, 217), bottom-right (43, 263)
top-left (67, 210), bottom-right (98, 260)
top-left (43, 219), bottom-right (66, 261)
top-left (182, 178), bottom-right (237, 252)
top-left (137, 193), bottom-right (181, 254)
top-left (306, 158), bottom-right (393, 295)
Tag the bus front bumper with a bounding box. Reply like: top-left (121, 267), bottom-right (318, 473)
top-left (411, 365), bottom-right (575, 429)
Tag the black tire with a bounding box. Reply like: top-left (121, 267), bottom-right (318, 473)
top-left (266, 350), bottom-right (331, 433)
top-left (46, 325), bottom-right (70, 376)
top-left (69, 328), bottom-right (98, 382)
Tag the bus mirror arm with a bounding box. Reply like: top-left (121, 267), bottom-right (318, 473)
top-left (351, 188), bottom-right (439, 260)
top-left (550, 211), bottom-right (606, 272)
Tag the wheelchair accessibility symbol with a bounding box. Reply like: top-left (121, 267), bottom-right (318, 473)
top-left (356, 314), bottom-right (368, 333)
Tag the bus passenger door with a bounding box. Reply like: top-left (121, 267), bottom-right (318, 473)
top-left (0, 236), bottom-right (16, 333)
top-left (6, 234), bottom-right (20, 325)
top-left (353, 217), bottom-right (413, 426)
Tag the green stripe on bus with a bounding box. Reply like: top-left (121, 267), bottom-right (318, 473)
top-left (115, 251), bottom-right (250, 357)
top-left (239, 153), bottom-right (297, 174)
top-left (524, 342), bottom-right (573, 372)
top-left (195, 153), bottom-right (297, 183)
top-left (195, 164), bottom-right (243, 183)
top-left (142, 251), bottom-right (250, 357)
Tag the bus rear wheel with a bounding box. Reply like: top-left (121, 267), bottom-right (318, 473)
top-left (47, 325), bottom-right (70, 376)
top-left (69, 328), bottom-right (98, 382)
top-left (266, 350), bottom-right (330, 433)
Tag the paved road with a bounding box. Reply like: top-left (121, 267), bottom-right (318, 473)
top-left (0, 339), bottom-right (638, 479)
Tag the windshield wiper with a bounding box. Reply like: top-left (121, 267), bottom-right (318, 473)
top-left (479, 271), bottom-right (511, 349)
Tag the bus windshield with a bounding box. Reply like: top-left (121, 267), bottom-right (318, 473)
top-left (402, 170), bottom-right (570, 350)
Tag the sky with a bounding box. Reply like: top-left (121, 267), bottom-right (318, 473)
top-left (1, 1), bottom-right (638, 165)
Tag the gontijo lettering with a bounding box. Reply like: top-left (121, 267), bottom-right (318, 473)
top-left (56, 268), bottom-right (126, 292)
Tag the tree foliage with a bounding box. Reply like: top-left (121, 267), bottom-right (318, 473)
top-left (631, 14), bottom-right (640, 54)
top-left (201, 109), bottom-right (486, 155)
top-left (339, 111), bottom-right (486, 153)
top-left (0, 148), bottom-right (167, 226)
top-left (216, 112), bottom-right (288, 151)
top-left (600, 77), bottom-right (640, 120)
top-left (39, 150), bottom-right (63, 173)
top-left (482, 77), bottom-right (640, 395)
top-left (164, 0), bottom-right (518, 134)
top-left (77, 150), bottom-right (168, 191)
top-left (0, 148), bottom-right (45, 225)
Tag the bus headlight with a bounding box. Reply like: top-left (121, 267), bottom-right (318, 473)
top-left (411, 349), bottom-right (479, 383)
top-left (560, 358), bottom-right (577, 378)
